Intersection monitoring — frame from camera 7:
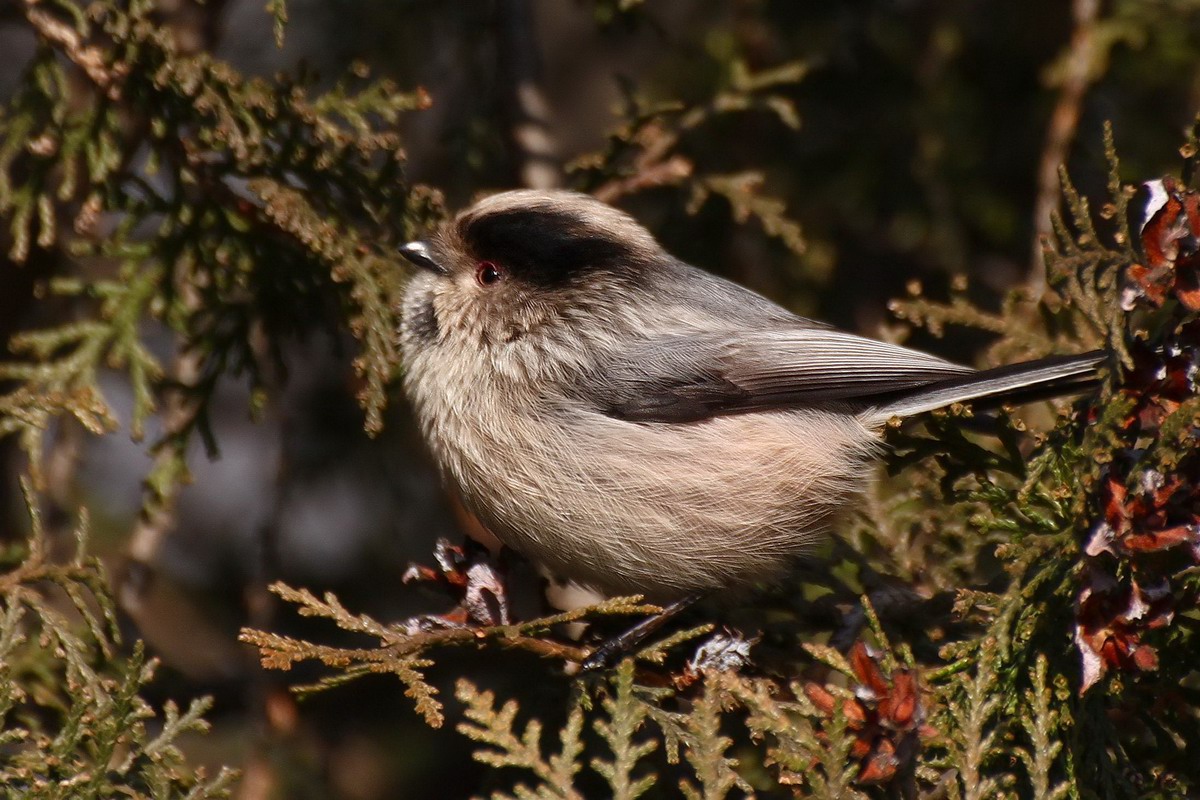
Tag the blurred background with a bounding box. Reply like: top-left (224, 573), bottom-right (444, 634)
top-left (2, 1), bottom-right (1199, 797)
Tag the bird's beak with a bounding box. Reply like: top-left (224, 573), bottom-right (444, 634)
top-left (398, 240), bottom-right (447, 275)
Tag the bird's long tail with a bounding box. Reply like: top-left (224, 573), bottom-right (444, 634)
top-left (862, 350), bottom-right (1106, 425)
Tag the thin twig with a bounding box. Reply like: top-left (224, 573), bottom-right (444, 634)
top-left (23, 6), bottom-right (118, 95)
top-left (1030, 0), bottom-right (1101, 299)
top-left (119, 345), bottom-right (201, 615)
top-left (592, 156), bottom-right (693, 204)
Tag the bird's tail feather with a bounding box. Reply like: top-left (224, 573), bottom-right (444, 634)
top-left (862, 350), bottom-right (1105, 425)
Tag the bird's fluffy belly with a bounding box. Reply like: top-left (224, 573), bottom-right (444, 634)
top-left (440, 400), bottom-right (881, 599)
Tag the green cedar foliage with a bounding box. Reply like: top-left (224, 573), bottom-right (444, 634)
top-left (1, 1), bottom-right (1198, 797)
top-left (0, 481), bottom-right (237, 798)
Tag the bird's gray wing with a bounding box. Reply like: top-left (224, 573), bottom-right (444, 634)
top-left (575, 329), bottom-right (975, 423)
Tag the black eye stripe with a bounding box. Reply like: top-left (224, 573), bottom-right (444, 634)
top-left (459, 209), bottom-right (636, 285)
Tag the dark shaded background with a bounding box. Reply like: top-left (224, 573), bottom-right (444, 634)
top-left (2, 1), bottom-right (1199, 796)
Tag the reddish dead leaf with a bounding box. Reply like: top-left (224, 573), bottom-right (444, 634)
top-left (1125, 262), bottom-right (1173, 308)
top-left (857, 737), bottom-right (899, 784)
top-left (1139, 178), bottom-right (1192, 269)
top-left (849, 642), bottom-right (889, 697)
top-left (804, 683), bottom-right (867, 727)
top-left (1128, 178), bottom-right (1200, 312)
top-left (803, 682), bottom-right (837, 715)
top-left (1077, 623), bottom-right (1156, 693)
top-left (848, 734), bottom-right (873, 760)
top-left (1075, 566), bottom-right (1179, 692)
top-left (1131, 641), bottom-right (1160, 671)
top-left (843, 698), bottom-right (868, 728)
top-left (1122, 524), bottom-right (1199, 553)
top-left (806, 642), bottom-right (926, 787)
top-left (1103, 475), bottom-right (1130, 530)
top-left (879, 671), bottom-right (919, 728)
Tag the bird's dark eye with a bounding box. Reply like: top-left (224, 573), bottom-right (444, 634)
top-left (475, 261), bottom-right (504, 286)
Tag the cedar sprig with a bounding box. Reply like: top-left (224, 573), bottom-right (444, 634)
top-left (239, 581), bottom-right (661, 728)
top-left (0, 481), bottom-right (236, 798)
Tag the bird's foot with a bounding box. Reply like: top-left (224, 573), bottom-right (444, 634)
top-left (581, 592), bottom-right (705, 672)
top-left (402, 537), bottom-right (511, 627)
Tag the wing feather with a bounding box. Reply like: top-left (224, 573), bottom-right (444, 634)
top-left (580, 329), bottom-right (974, 423)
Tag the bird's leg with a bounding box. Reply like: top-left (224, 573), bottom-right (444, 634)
top-left (582, 592), bottom-right (706, 672)
top-left (401, 537), bottom-right (511, 627)
top-left (462, 542), bottom-right (511, 625)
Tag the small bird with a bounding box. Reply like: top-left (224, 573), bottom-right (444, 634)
top-left (398, 190), bottom-right (1101, 603)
